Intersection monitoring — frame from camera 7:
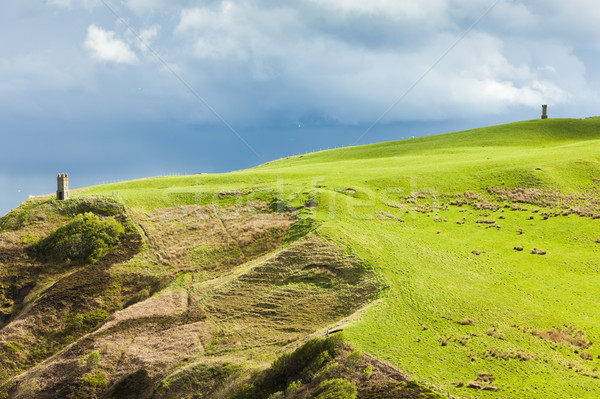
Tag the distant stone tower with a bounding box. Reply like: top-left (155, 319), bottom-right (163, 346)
top-left (541, 104), bottom-right (548, 119)
top-left (56, 173), bottom-right (70, 200)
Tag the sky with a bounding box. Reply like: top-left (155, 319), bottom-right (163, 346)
top-left (1, 0), bottom-right (600, 216)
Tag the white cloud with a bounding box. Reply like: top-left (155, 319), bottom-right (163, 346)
top-left (136, 26), bottom-right (160, 53)
top-left (84, 25), bottom-right (138, 64)
top-left (168, 2), bottom-right (580, 123)
top-left (175, 3), bottom-right (298, 61)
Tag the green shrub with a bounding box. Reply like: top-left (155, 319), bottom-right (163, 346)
top-left (261, 380), bottom-right (302, 399)
top-left (33, 212), bottom-right (124, 263)
top-left (268, 334), bottom-right (342, 386)
top-left (84, 372), bottom-right (107, 388)
top-left (85, 351), bottom-right (101, 369)
top-left (363, 365), bottom-right (373, 379)
top-left (322, 362), bottom-right (339, 379)
top-left (285, 380), bottom-right (302, 396)
top-left (300, 350), bottom-right (332, 382)
top-left (313, 378), bottom-right (357, 399)
top-left (346, 350), bottom-right (362, 370)
top-left (63, 309), bottom-right (109, 337)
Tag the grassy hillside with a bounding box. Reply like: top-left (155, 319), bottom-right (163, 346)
top-left (3, 118), bottom-right (600, 398)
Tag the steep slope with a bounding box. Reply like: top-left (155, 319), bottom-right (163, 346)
top-left (0, 199), bottom-right (153, 379)
top-left (1, 197), bottom-right (387, 397)
top-left (2, 117), bottom-right (600, 398)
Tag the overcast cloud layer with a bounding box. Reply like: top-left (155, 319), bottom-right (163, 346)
top-left (1, 0), bottom-right (599, 214)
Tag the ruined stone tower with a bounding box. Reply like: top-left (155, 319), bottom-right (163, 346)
top-left (56, 173), bottom-right (70, 200)
top-left (541, 104), bottom-right (548, 119)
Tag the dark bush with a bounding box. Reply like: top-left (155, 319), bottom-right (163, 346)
top-left (231, 333), bottom-right (344, 399)
top-left (33, 212), bottom-right (124, 263)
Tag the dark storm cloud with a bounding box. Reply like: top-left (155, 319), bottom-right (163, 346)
top-left (1, 0), bottom-right (599, 214)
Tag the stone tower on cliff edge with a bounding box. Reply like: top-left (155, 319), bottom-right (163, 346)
top-left (56, 173), bottom-right (70, 200)
top-left (541, 104), bottom-right (548, 119)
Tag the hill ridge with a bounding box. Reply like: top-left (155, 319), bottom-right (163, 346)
top-left (3, 118), bottom-right (600, 398)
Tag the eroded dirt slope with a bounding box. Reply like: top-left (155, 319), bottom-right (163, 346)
top-left (1, 197), bottom-right (394, 398)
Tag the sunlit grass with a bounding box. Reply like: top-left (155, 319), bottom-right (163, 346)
top-left (77, 118), bottom-right (600, 398)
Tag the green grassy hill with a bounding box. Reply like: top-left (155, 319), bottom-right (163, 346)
top-left (2, 118), bottom-right (600, 398)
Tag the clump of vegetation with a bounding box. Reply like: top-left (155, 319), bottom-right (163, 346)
top-left (311, 378), bottom-right (357, 399)
top-left (486, 328), bottom-right (506, 340)
top-left (84, 371), bottom-right (107, 388)
top-left (61, 309), bottom-right (110, 342)
top-left (267, 381), bottom-right (303, 399)
top-left (85, 351), bottom-right (101, 369)
top-left (232, 333), bottom-right (344, 399)
top-left (285, 380), bottom-right (302, 395)
top-left (467, 371), bottom-right (498, 391)
top-left (33, 212), bottom-right (124, 263)
top-left (531, 326), bottom-right (592, 348)
top-left (346, 350), bottom-right (362, 370)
